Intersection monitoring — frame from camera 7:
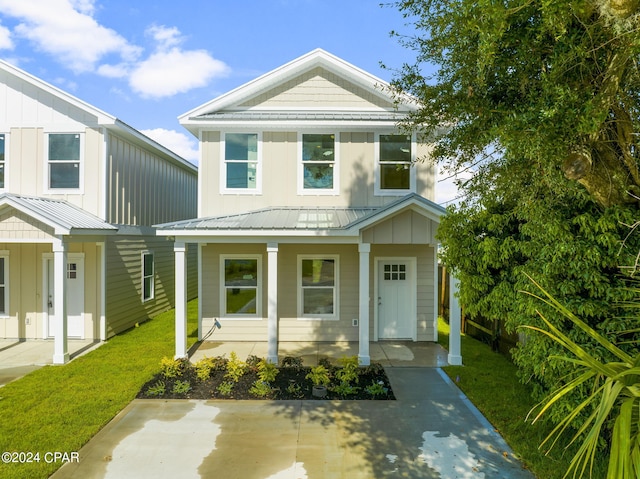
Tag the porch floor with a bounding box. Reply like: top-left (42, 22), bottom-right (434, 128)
top-left (189, 340), bottom-right (449, 367)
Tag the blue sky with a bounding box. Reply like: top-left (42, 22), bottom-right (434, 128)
top-left (0, 0), bottom-right (460, 203)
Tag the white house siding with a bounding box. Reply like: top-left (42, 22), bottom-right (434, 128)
top-left (106, 134), bottom-right (197, 227)
top-left (7, 126), bottom-right (104, 215)
top-left (199, 130), bottom-right (436, 217)
top-left (0, 242), bottom-right (101, 340)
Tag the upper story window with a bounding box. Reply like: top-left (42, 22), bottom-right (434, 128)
top-left (222, 133), bottom-right (261, 193)
top-left (375, 134), bottom-right (415, 195)
top-left (299, 133), bottom-right (338, 194)
top-left (47, 133), bottom-right (82, 190)
top-left (0, 134), bottom-right (5, 189)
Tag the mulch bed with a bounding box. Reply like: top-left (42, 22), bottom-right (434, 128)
top-left (137, 356), bottom-right (395, 401)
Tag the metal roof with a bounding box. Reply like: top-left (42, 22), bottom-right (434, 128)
top-left (156, 194), bottom-right (446, 234)
top-left (192, 111), bottom-right (405, 122)
top-left (157, 206), bottom-right (378, 231)
top-left (0, 193), bottom-right (117, 235)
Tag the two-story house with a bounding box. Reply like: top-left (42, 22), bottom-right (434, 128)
top-left (157, 49), bottom-right (461, 365)
top-left (0, 60), bottom-right (197, 364)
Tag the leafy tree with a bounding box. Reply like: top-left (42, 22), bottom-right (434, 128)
top-left (388, 0), bottom-right (640, 207)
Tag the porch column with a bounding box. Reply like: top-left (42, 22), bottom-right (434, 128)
top-left (197, 243), bottom-right (205, 341)
top-left (448, 274), bottom-right (463, 365)
top-left (267, 243), bottom-right (278, 364)
top-left (358, 243), bottom-right (371, 366)
top-left (174, 242), bottom-right (188, 359)
top-left (52, 238), bottom-right (69, 364)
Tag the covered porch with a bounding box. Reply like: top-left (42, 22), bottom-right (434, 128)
top-left (158, 194), bottom-right (463, 367)
top-left (0, 193), bottom-right (117, 364)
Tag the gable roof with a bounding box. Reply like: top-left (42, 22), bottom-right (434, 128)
top-left (179, 49), bottom-right (416, 134)
top-left (0, 193), bottom-right (118, 236)
top-left (155, 194), bottom-right (444, 238)
top-left (0, 60), bottom-right (196, 174)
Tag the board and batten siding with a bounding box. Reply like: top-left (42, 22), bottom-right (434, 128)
top-left (199, 130), bottom-right (435, 217)
top-left (106, 134), bottom-right (197, 227)
top-left (7, 127), bottom-right (104, 216)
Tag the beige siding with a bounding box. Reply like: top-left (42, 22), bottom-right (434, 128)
top-left (106, 134), bottom-right (197, 226)
top-left (371, 244), bottom-right (436, 342)
top-left (0, 242), bottom-right (101, 340)
top-left (239, 67), bottom-right (395, 109)
top-left (7, 127), bottom-right (104, 216)
top-left (0, 209), bottom-right (55, 240)
top-left (199, 131), bottom-right (436, 216)
top-left (362, 210), bottom-right (438, 244)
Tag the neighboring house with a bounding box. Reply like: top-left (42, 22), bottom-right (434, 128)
top-left (157, 49), bottom-right (462, 365)
top-left (0, 60), bottom-right (198, 364)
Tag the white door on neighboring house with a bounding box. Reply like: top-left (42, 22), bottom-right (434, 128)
top-left (377, 258), bottom-right (416, 340)
top-left (45, 255), bottom-right (85, 339)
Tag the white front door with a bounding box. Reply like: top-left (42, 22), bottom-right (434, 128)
top-left (377, 259), bottom-right (415, 340)
top-left (45, 255), bottom-right (85, 339)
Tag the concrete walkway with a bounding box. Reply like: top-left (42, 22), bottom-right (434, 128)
top-left (0, 339), bottom-right (100, 386)
top-left (51, 362), bottom-right (534, 478)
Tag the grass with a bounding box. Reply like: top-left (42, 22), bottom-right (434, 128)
top-left (437, 318), bottom-right (607, 479)
top-left (0, 300), bottom-right (199, 479)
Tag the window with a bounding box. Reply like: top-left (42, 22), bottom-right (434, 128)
top-left (0, 134), bottom-right (5, 189)
top-left (48, 133), bottom-right (81, 189)
top-left (377, 134), bottom-right (414, 194)
top-left (0, 253), bottom-right (8, 316)
top-left (223, 133), bottom-right (260, 192)
top-left (383, 263), bottom-right (406, 281)
top-left (142, 252), bottom-right (154, 302)
top-left (222, 257), bottom-right (261, 317)
top-left (300, 133), bottom-right (337, 193)
top-left (299, 257), bottom-right (338, 319)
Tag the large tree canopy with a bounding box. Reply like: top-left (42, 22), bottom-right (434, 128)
top-left (390, 0), bottom-right (640, 207)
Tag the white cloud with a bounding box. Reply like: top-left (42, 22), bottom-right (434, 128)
top-left (141, 128), bottom-right (199, 164)
top-left (0, 22), bottom-right (12, 50)
top-left (0, 0), bottom-right (141, 73)
top-left (128, 25), bottom-right (229, 99)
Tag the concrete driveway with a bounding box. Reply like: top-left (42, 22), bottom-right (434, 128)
top-left (52, 368), bottom-right (535, 479)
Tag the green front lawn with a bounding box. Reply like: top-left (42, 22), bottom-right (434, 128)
top-left (437, 318), bottom-right (607, 479)
top-left (0, 300), bottom-right (199, 479)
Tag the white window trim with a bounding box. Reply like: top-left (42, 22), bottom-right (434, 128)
top-left (0, 132), bottom-right (8, 192)
top-left (374, 132), bottom-right (417, 196)
top-left (141, 251), bottom-right (154, 303)
top-left (44, 132), bottom-right (84, 194)
top-left (0, 251), bottom-right (9, 317)
top-left (220, 132), bottom-right (263, 195)
top-left (297, 255), bottom-right (339, 320)
top-left (220, 254), bottom-right (262, 320)
top-left (297, 132), bottom-right (340, 196)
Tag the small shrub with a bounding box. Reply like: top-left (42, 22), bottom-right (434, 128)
top-left (331, 382), bottom-right (360, 397)
top-left (225, 352), bottom-right (247, 383)
top-left (145, 380), bottom-right (166, 397)
top-left (194, 357), bottom-right (217, 381)
top-left (318, 357), bottom-right (332, 369)
top-left (365, 380), bottom-right (388, 397)
top-left (249, 380), bottom-right (274, 398)
top-left (160, 357), bottom-right (186, 378)
top-left (286, 381), bottom-right (304, 398)
top-left (172, 380), bottom-right (192, 395)
top-left (217, 381), bottom-right (234, 397)
top-left (257, 359), bottom-right (279, 383)
top-left (335, 355), bottom-right (359, 384)
top-left (281, 356), bottom-right (304, 369)
top-left (306, 365), bottom-right (330, 387)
